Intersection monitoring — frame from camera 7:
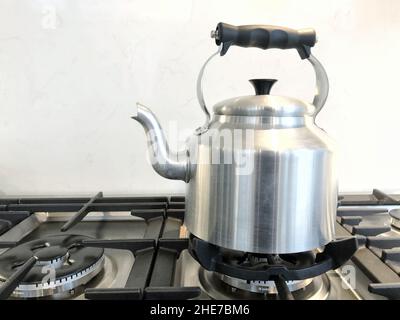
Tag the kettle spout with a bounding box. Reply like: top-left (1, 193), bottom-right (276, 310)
top-left (132, 103), bottom-right (188, 182)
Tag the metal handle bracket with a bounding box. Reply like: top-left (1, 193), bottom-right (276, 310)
top-left (195, 47), bottom-right (329, 126)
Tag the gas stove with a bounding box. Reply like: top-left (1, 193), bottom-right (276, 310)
top-left (0, 189), bottom-right (399, 300)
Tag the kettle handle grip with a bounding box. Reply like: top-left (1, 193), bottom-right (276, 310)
top-left (213, 23), bottom-right (316, 59)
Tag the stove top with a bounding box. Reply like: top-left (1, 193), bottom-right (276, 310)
top-left (0, 234), bottom-right (105, 299)
top-left (0, 189), bottom-right (399, 300)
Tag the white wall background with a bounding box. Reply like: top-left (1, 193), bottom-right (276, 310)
top-left (0, 0), bottom-right (400, 196)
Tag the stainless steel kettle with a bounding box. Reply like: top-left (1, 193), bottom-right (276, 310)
top-left (133, 23), bottom-right (336, 254)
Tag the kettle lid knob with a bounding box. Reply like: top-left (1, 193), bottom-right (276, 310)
top-left (249, 79), bottom-right (277, 95)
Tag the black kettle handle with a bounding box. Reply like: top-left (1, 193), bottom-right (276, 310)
top-left (213, 22), bottom-right (316, 59)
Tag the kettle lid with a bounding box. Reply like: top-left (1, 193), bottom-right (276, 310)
top-left (213, 79), bottom-right (315, 117)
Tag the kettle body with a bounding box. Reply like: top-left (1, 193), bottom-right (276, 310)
top-left (133, 23), bottom-right (336, 254)
top-left (185, 101), bottom-right (337, 254)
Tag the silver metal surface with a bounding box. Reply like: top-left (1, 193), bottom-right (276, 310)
top-left (185, 114), bottom-right (337, 254)
top-left (195, 46), bottom-right (222, 134)
top-left (213, 95), bottom-right (315, 117)
top-left (308, 54), bottom-right (329, 118)
top-left (0, 211), bottom-right (136, 299)
top-left (133, 47), bottom-right (335, 253)
top-left (210, 29), bottom-right (219, 39)
top-left (132, 103), bottom-right (188, 181)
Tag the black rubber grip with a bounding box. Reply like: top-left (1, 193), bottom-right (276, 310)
top-left (214, 22), bottom-right (316, 59)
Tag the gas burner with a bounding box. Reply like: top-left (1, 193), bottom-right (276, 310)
top-left (200, 250), bottom-right (321, 299)
top-left (188, 235), bottom-right (358, 282)
top-left (198, 269), bottom-right (330, 300)
top-left (0, 234), bottom-right (104, 298)
top-left (215, 251), bottom-right (316, 294)
top-left (217, 273), bottom-right (313, 294)
top-left (389, 209), bottom-right (400, 229)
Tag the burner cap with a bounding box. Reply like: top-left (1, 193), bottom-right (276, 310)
top-left (0, 234), bottom-right (104, 298)
top-left (35, 246), bottom-right (69, 267)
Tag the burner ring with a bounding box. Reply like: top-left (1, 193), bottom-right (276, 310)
top-left (218, 273), bottom-right (313, 294)
top-left (13, 256), bottom-right (105, 299)
top-left (199, 268), bottom-right (330, 300)
top-left (0, 234), bottom-right (104, 298)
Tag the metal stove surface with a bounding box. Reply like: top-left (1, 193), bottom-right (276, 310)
top-left (0, 194), bottom-right (170, 300)
top-left (1, 190), bottom-right (400, 300)
top-left (168, 190), bottom-right (400, 300)
top-left (335, 190), bottom-right (400, 300)
top-left (0, 212), bottom-right (145, 299)
top-left (174, 250), bottom-right (360, 300)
